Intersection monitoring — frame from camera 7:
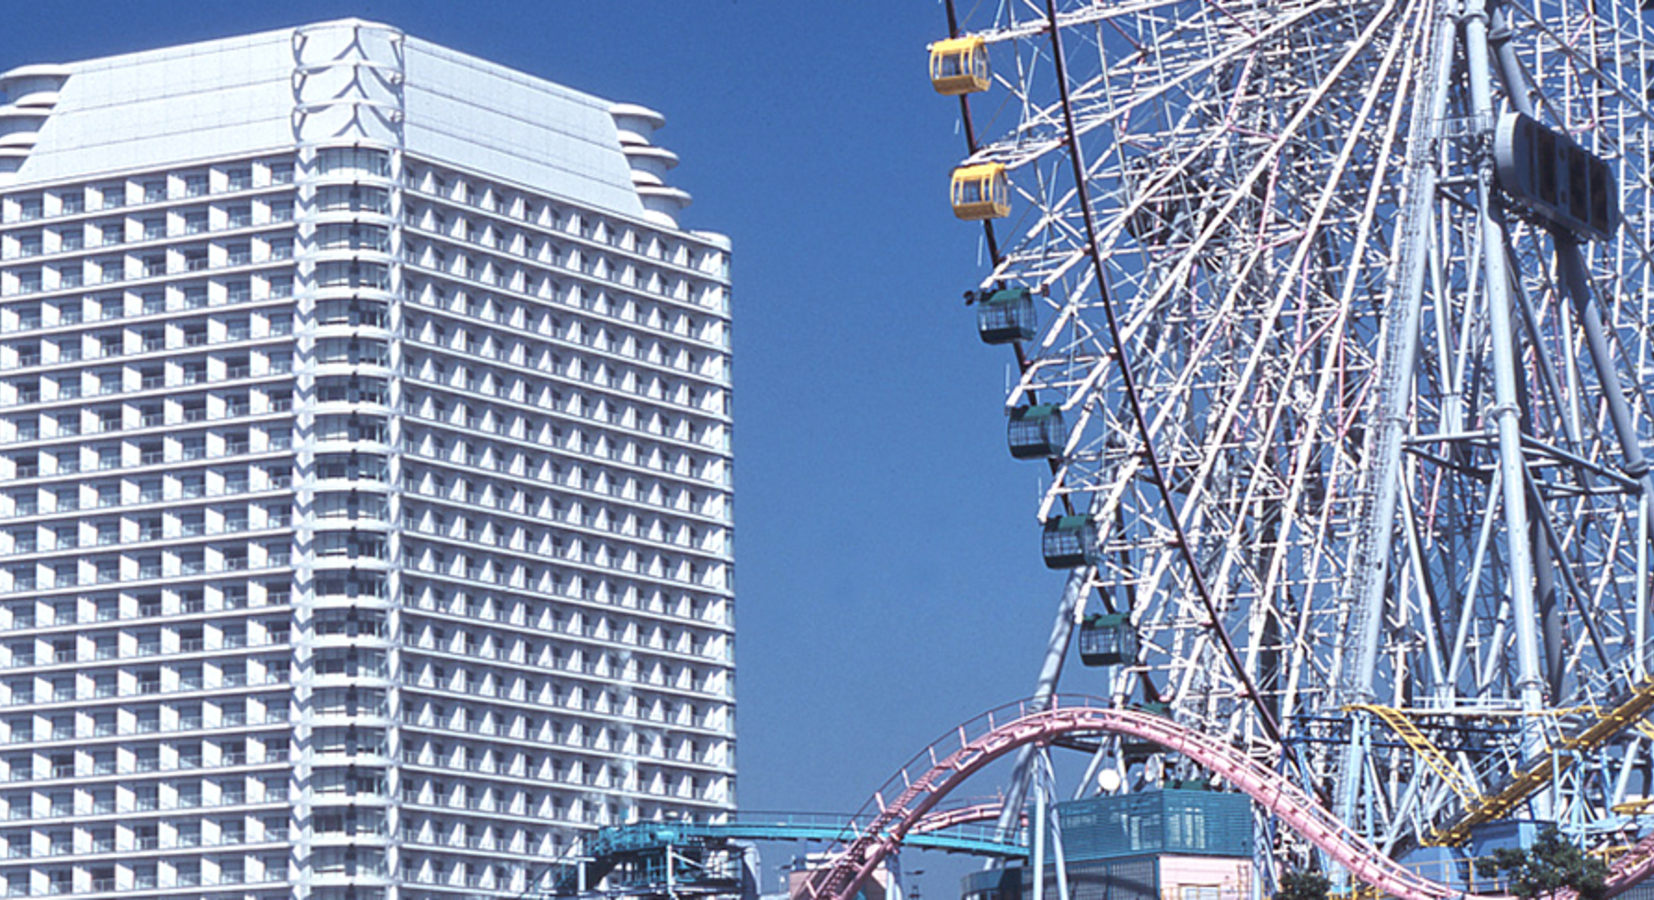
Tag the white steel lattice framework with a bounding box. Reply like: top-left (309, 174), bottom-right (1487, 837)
top-left (942, 0), bottom-right (1654, 855)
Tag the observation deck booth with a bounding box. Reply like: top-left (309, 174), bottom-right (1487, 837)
top-left (966, 789), bottom-right (1253, 900)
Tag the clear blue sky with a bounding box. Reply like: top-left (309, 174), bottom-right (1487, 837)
top-left (0, 1), bottom-right (1080, 889)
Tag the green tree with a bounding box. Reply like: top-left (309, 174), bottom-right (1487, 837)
top-left (1275, 869), bottom-right (1330, 900)
top-left (1475, 826), bottom-right (1609, 900)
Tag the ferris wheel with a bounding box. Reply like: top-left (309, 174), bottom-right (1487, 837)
top-left (935, 0), bottom-right (1654, 858)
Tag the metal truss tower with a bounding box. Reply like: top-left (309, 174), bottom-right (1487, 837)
top-left (939, 0), bottom-right (1654, 856)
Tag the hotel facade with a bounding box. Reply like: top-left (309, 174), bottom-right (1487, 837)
top-left (0, 19), bottom-right (735, 900)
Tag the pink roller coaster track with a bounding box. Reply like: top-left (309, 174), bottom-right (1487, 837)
top-left (801, 696), bottom-right (1654, 900)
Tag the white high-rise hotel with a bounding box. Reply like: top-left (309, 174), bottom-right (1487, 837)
top-left (0, 19), bottom-right (735, 900)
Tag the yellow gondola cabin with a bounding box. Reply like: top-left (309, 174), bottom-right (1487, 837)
top-left (951, 163), bottom-right (1010, 220)
top-left (929, 36), bottom-right (991, 95)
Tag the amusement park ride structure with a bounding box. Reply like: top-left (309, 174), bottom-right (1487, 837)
top-left (908, 0), bottom-right (1654, 892)
top-left (826, 0), bottom-right (1654, 895)
top-left (554, 0), bottom-right (1654, 898)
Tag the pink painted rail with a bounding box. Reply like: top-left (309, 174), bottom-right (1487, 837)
top-left (1607, 831), bottom-right (1654, 898)
top-left (801, 696), bottom-right (1654, 900)
top-left (910, 801), bottom-right (1008, 833)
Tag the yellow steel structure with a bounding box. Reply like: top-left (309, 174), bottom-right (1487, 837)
top-left (1430, 671), bottom-right (1654, 846)
top-left (1347, 704), bottom-right (1483, 808)
top-left (1331, 884), bottom-right (1380, 900)
top-left (951, 163), bottom-right (1010, 220)
top-left (929, 36), bottom-right (991, 95)
top-left (1613, 798), bottom-right (1654, 815)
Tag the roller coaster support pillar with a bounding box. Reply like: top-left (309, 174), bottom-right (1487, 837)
top-left (992, 567), bottom-right (1086, 846)
top-left (1032, 777), bottom-right (1047, 900)
top-left (667, 841), bottom-right (677, 900)
top-left (1643, 498), bottom-right (1650, 681)
top-left (1039, 753), bottom-right (1072, 900)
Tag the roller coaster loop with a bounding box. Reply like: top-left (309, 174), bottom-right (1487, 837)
top-left (798, 696), bottom-right (1654, 900)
